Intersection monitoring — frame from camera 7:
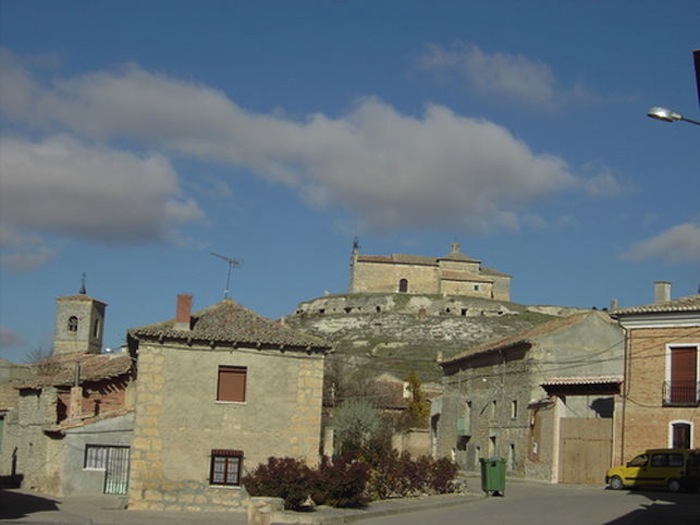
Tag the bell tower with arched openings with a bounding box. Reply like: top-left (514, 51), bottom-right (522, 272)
top-left (53, 275), bottom-right (107, 356)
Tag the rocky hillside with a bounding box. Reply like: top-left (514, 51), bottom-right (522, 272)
top-left (284, 293), bottom-right (579, 382)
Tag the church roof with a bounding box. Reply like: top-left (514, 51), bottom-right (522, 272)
top-left (440, 270), bottom-right (493, 283)
top-left (57, 293), bottom-right (108, 306)
top-left (356, 253), bottom-right (437, 266)
top-left (129, 298), bottom-right (331, 352)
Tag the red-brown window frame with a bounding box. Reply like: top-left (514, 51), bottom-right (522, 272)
top-left (209, 449), bottom-right (243, 486)
top-left (217, 366), bottom-right (247, 402)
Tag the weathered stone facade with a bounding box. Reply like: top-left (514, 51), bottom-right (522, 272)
top-left (350, 242), bottom-right (511, 301)
top-left (53, 294), bottom-right (106, 356)
top-left (0, 354), bottom-right (135, 496)
top-left (127, 296), bottom-right (330, 512)
top-left (438, 311), bottom-right (624, 484)
top-left (0, 290), bottom-right (134, 496)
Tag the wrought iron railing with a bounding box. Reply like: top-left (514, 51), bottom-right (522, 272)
top-left (662, 381), bottom-right (700, 406)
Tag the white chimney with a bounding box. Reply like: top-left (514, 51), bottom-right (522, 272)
top-left (654, 281), bottom-right (671, 304)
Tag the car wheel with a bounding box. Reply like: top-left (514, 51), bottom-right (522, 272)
top-left (609, 476), bottom-right (624, 490)
top-left (667, 479), bottom-right (682, 493)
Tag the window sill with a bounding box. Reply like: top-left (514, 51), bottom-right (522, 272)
top-left (209, 484), bottom-right (242, 490)
top-left (215, 400), bottom-right (247, 405)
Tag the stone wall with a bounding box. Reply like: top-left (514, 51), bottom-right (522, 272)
top-left (0, 387), bottom-right (64, 495)
top-left (62, 413), bottom-right (133, 496)
top-left (128, 342), bottom-right (325, 511)
top-left (439, 312), bottom-right (624, 483)
top-left (352, 261), bottom-right (440, 295)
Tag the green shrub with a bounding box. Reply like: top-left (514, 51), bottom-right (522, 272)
top-left (241, 457), bottom-right (316, 510)
top-left (314, 455), bottom-right (370, 508)
top-left (243, 449), bottom-right (459, 511)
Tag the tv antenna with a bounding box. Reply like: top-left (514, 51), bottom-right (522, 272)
top-left (210, 252), bottom-right (241, 299)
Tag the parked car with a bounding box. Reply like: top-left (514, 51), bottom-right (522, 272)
top-left (606, 449), bottom-right (700, 493)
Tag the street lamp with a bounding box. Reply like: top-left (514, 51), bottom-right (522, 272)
top-left (647, 106), bottom-right (700, 126)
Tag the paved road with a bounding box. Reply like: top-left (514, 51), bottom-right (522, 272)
top-left (0, 490), bottom-right (248, 525)
top-left (2, 478), bottom-right (699, 525)
top-left (359, 480), bottom-right (700, 525)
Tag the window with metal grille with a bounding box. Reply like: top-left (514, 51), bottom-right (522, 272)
top-left (209, 449), bottom-right (243, 486)
top-left (84, 445), bottom-right (109, 470)
top-left (217, 366), bottom-right (247, 402)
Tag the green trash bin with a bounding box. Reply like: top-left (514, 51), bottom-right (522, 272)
top-left (479, 457), bottom-right (506, 496)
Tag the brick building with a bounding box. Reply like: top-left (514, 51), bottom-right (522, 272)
top-left (611, 284), bottom-right (700, 462)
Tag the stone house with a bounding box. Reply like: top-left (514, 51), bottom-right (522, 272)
top-left (350, 242), bottom-right (511, 301)
top-left (0, 290), bottom-right (135, 496)
top-left (125, 294), bottom-right (331, 512)
top-left (436, 310), bottom-right (624, 485)
top-left (610, 283), bottom-right (700, 462)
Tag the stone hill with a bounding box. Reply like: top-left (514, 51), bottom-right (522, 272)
top-left (284, 293), bottom-right (583, 382)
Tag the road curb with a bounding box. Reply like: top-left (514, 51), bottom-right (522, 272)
top-left (269, 492), bottom-right (486, 524)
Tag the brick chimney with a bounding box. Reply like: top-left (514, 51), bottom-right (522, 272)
top-left (175, 294), bottom-right (192, 331)
top-left (68, 362), bottom-right (82, 421)
top-left (654, 281), bottom-right (671, 304)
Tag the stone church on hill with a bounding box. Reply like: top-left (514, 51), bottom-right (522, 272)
top-left (349, 242), bottom-right (511, 301)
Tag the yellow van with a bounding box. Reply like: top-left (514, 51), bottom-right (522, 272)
top-left (606, 449), bottom-right (700, 493)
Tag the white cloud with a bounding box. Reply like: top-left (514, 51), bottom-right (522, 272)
top-left (417, 42), bottom-right (597, 109)
top-left (1, 49), bottom-right (609, 236)
top-left (0, 135), bottom-right (203, 242)
top-left (623, 223), bottom-right (700, 264)
top-left (0, 226), bottom-right (57, 271)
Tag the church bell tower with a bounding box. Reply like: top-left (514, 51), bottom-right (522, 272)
top-left (53, 276), bottom-right (107, 356)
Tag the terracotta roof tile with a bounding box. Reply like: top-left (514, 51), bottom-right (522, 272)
top-left (443, 311), bottom-right (598, 364)
top-left (541, 375), bottom-right (623, 386)
top-left (611, 294), bottom-right (700, 316)
top-left (440, 270), bottom-right (493, 283)
top-left (129, 298), bottom-right (331, 351)
top-left (17, 352), bottom-right (132, 389)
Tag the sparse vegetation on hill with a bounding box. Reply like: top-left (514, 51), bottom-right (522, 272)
top-left (286, 293), bottom-right (561, 382)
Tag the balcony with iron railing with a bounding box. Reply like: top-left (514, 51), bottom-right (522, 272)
top-left (662, 381), bottom-right (700, 406)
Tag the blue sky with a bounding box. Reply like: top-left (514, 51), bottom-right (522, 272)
top-left (1, 1), bottom-right (699, 364)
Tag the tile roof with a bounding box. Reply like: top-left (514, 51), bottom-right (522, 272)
top-left (611, 294), bottom-right (700, 316)
top-left (480, 266), bottom-right (511, 277)
top-left (442, 311), bottom-right (598, 365)
top-left (357, 254), bottom-right (437, 266)
top-left (541, 375), bottom-right (623, 386)
top-left (440, 270), bottom-right (493, 283)
top-left (44, 408), bottom-right (134, 434)
top-left (58, 293), bottom-right (107, 306)
top-left (16, 352), bottom-right (133, 389)
top-left (437, 250), bottom-right (480, 263)
top-left (129, 298), bottom-right (331, 351)
top-left (357, 250), bottom-right (481, 267)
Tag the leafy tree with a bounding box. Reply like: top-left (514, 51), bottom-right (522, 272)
top-left (401, 370), bottom-right (430, 429)
top-left (332, 398), bottom-right (380, 457)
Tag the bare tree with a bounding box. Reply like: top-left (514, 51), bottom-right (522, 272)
top-left (24, 346), bottom-right (53, 364)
